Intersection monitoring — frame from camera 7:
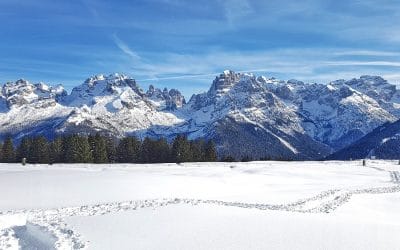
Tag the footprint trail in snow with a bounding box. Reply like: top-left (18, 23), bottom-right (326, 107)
top-left (1, 168), bottom-right (399, 249)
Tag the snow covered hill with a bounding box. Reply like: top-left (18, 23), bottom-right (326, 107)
top-left (1, 161), bottom-right (400, 249)
top-left (0, 72), bottom-right (399, 159)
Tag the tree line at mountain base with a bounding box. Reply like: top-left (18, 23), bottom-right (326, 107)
top-left (0, 134), bottom-right (218, 164)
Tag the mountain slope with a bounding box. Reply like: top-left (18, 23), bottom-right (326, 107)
top-left (183, 71), bottom-right (331, 159)
top-left (263, 77), bottom-right (396, 149)
top-left (327, 119), bottom-right (400, 160)
top-left (0, 79), bottom-right (71, 139)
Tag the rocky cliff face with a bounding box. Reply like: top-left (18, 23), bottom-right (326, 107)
top-left (1, 79), bottom-right (66, 109)
top-left (265, 78), bottom-right (395, 149)
top-left (183, 71), bottom-right (332, 159)
top-left (146, 85), bottom-right (185, 110)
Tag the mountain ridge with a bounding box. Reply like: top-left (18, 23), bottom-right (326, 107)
top-left (1, 71), bottom-right (399, 160)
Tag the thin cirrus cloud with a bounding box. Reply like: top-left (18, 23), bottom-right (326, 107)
top-left (332, 50), bottom-right (400, 57)
top-left (111, 34), bottom-right (141, 61)
top-left (221, 0), bottom-right (253, 27)
top-left (111, 34), bottom-right (157, 76)
top-left (324, 61), bottom-right (400, 67)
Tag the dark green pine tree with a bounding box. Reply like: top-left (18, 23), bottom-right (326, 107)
top-left (204, 140), bottom-right (217, 162)
top-left (171, 134), bottom-right (191, 163)
top-left (105, 137), bottom-right (117, 163)
top-left (190, 139), bottom-right (205, 162)
top-left (116, 136), bottom-right (141, 163)
top-left (76, 136), bottom-right (93, 163)
top-left (16, 137), bottom-right (32, 162)
top-left (29, 136), bottom-right (49, 164)
top-left (88, 134), bottom-right (95, 155)
top-left (49, 137), bottom-right (63, 163)
top-left (140, 137), bottom-right (171, 163)
top-left (154, 138), bottom-right (171, 163)
top-left (222, 155), bottom-right (235, 162)
top-left (140, 137), bottom-right (153, 163)
top-left (61, 136), bottom-right (70, 163)
top-left (0, 142), bottom-right (2, 161)
top-left (1, 136), bottom-right (15, 163)
top-left (92, 133), bottom-right (108, 163)
top-left (64, 135), bottom-right (93, 163)
top-left (63, 135), bottom-right (76, 163)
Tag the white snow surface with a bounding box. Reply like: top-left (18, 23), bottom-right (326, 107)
top-left (1, 160), bottom-right (400, 249)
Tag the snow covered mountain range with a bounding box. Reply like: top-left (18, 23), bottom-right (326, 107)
top-left (1, 71), bottom-right (399, 160)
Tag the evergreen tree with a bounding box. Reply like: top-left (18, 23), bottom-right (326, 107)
top-left (154, 138), bottom-right (171, 163)
top-left (29, 136), bottom-right (49, 164)
top-left (1, 136), bottom-right (15, 163)
top-left (61, 136), bottom-right (69, 162)
top-left (116, 136), bottom-right (141, 163)
top-left (88, 134), bottom-right (95, 155)
top-left (190, 139), bottom-right (204, 162)
top-left (16, 137), bottom-right (31, 162)
top-left (105, 137), bottom-right (117, 163)
top-left (171, 134), bottom-right (191, 163)
top-left (76, 136), bottom-right (93, 163)
top-left (49, 137), bottom-right (63, 163)
top-left (139, 137), bottom-right (172, 163)
top-left (140, 137), bottom-right (154, 163)
top-left (204, 140), bottom-right (217, 162)
top-left (64, 135), bottom-right (93, 163)
top-left (222, 155), bottom-right (235, 162)
top-left (63, 135), bottom-right (76, 163)
top-left (241, 155), bottom-right (251, 162)
top-left (92, 133), bottom-right (108, 163)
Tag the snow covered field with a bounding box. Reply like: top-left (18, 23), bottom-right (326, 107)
top-left (1, 160), bottom-right (400, 249)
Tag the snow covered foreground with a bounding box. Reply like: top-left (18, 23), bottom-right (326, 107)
top-left (1, 161), bottom-right (400, 249)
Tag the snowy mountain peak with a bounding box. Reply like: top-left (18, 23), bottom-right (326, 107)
top-left (145, 85), bottom-right (185, 110)
top-left (208, 70), bottom-right (240, 96)
top-left (287, 79), bottom-right (305, 85)
top-left (222, 69), bottom-right (233, 75)
top-left (359, 75), bottom-right (388, 85)
top-left (330, 75), bottom-right (399, 115)
top-left (65, 73), bottom-right (143, 107)
top-left (82, 73), bottom-right (136, 90)
top-left (1, 79), bottom-right (67, 108)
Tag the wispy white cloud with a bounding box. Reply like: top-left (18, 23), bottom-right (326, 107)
top-left (81, 0), bottom-right (100, 18)
top-left (138, 73), bottom-right (220, 82)
top-left (112, 34), bottom-right (141, 61)
top-left (333, 50), bottom-right (400, 57)
top-left (382, 74), bottom-right (400, 84)
top-left (220, 0), bottom-right (253, 28)
top-left (110, 34), bottom-right (159, 79)
top-left (324, 60), bottom-right (400, 67)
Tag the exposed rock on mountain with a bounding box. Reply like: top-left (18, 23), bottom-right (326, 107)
top-left (1, 79), bottom-right (66, 108)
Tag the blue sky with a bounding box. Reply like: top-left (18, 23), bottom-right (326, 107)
top-left (1, 0), bottom-right (400, 97)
